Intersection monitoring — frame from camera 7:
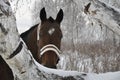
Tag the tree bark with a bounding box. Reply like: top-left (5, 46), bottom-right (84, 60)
top-left (0, 0), bottom-right (85, 80)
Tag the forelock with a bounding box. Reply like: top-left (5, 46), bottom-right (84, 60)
top-left (48, 17), bottom-right (54, 23)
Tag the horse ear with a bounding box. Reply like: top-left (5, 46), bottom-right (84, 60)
top-left (40, 7), bottom-right (46, 22)
top-left (56, 9), bottom-right (63, 24)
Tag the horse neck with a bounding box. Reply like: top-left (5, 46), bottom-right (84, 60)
top-left (28, 27), bottom-right (41, 62)
top-left (27, 27), bottom-right (38, 50)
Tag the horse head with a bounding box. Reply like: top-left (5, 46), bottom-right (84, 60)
top-left (37, 8), bottom-right (63, 68)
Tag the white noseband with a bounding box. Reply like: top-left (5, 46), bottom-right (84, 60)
top-left (40, 44), bottom-right (61, 58)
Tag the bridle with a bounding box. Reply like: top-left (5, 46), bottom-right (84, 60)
top-left (37, 24), bottom-right (61, 60)
top-left (40, 44), bottom-right (61, 58)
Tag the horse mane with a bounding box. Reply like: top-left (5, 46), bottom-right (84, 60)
top-left (48, 16), bottom-right (54, 23)
top-left (20, 24), bottom-right (39, 42)
top-left (20, 17), bottom-right (54, 38)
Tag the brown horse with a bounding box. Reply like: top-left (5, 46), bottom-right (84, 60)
top-left (20, 8), bottom-right (63, 68)
top-left (0, 56), bottom-right (14, 80)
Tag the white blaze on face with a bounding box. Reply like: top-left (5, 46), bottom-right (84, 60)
top-left (48, 28), bottom-right (55, 35)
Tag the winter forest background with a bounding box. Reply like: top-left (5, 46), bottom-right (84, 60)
top-left (10, 0), bottom-right (120, 73)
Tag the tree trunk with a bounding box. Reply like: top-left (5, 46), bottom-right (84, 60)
top-left (0, 0), bottom-right (85, 80)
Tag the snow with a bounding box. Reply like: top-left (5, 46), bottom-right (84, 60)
top-left (16, 11), bottom-right (33, 33)
top-left (32, 53), bottom-right (120, 80)
top-left (29, 50), bottom-right (120, 80)
top-left (9, 0), bottom-right (120, 79)
top-left (35, 60), bottom-right (83, 77)
top-left (84, 72), bottom-right (120, 80)
top-left (10, 0), bottom-right (35, 34)
top-left (0, 0), bottom-right (12, 15)
top-left (100, 72), bottom-right (120, 80)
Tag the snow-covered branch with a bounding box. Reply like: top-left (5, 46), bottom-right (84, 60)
top-left (88, 0), bottom-right (120, 36)
top-left (0, 13), bottom-right (84, 80)
top-left (0, 0), bottom-right (12, 16)
top-left (0, 1), bottom-right (85, 80)
top-left (1, 0), bottom-right (120, 80)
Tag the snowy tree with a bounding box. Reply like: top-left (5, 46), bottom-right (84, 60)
top-left (20, 0), bottom-right (120, 73)
top-left (0, 0), bottom-right (85, 80)
top-left (1, 0), bottom-right (120, 80)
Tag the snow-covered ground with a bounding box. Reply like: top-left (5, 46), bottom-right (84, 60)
top-left (10, 0), bottom-right (120, 79)
top-left (32, 52), bottom-right (120, 80)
